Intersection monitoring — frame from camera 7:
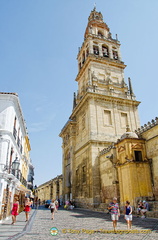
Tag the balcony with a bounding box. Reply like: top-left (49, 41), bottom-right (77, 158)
top-left (21, 176), bottom-right (27, 187)
top-left (12, 169), bottom-right (27, 187)
top-left (12, 169), bottom-right (20, 180)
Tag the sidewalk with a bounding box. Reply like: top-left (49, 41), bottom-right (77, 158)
top-left (0, 208), bottom-right (36, 240)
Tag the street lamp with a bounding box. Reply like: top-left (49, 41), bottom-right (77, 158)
top-left (12, 157), bottom-right (20, 171)
top-left (11, 156), bottom-right (20, 179)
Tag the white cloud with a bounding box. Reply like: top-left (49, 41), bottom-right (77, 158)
top-left (29, 113), bottom-right (56, 133)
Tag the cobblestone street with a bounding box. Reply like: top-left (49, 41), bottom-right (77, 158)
top-left (15, 206), bottom-right (158, 240)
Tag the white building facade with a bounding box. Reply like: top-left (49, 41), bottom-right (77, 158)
top-left (0, 92), bottom-right (33, 220)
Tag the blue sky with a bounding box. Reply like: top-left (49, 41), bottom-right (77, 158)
top-left (0, 0), bottom-right (158, 186)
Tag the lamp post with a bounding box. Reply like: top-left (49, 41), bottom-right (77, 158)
top-left (3, 157), bottom-right (20, 219)
top-left (12, 157), bottom-right (20, 177)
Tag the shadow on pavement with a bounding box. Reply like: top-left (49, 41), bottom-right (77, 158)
top-left (68, 208), bottom-right (158, 233)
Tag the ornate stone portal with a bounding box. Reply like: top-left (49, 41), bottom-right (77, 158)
top-left (59, 8), bottom-right (149, 208)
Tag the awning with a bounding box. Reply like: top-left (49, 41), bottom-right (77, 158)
top-left (17, 184), bottom-right (31, 193)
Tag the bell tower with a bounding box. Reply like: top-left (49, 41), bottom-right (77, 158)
top-left (76, 7), bottom-right (132, 103)
top-left (60, 8), bottom-right (140, 207)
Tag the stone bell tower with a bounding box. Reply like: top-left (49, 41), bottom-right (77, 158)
top-left (60, 7), bottom-right (140, 207)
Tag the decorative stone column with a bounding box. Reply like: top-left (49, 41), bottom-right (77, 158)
top-left (89, 40), bottom-right (93, 54)
top-left (99, 44), bottom-right (103, 57)
top-left (108, 46), bottom-right (113, 59)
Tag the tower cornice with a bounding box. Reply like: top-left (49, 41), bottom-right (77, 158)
top-left (70, 91), bottom-right (141, 119)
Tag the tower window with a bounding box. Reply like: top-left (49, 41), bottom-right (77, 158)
top-left (86, 48), bottom-right (89, 57)
top-left (102, 46), bottom-right (109, 57)
top-left (121, 113), bottom-right (128, 128)
top-left (104, 110), bottom-right (112, 125)
top-left (98, 31), bottom-right (103, 37)
top-left (93, 46), bottom-right (99, 55)
top-left (134, 151), bottom-right (143, 162)
top-left (113, 50), bottom-right (118, 60)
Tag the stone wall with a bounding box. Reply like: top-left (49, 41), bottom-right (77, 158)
top-left (136, 118), bottom-right (158, 200)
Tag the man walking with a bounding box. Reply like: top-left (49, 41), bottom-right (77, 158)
top-left (108, 197), bottom-right (120, 232)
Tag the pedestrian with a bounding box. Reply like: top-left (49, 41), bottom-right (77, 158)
top-left (108, 197), bottom-right (120, 232)
top-left (11, 197), bottom-right (19, 225)
top-left (141, 200), bottom-right (149, 218)
top-left (24, 197), bottom-right (31, 222)
top-left (49, 199), bottom-right (56, 220)
top-left (71, 199), bottom-right (76, 208)
top-left (55, 199), bottom-right (59, 212)
top-left (58, 199), bottom-right (60, 207)
top-left (137, 200), bottom-right (143, 217)
top-left (124, 200), bottom-right (132, 230)
top-left (64, 200), bottom-right (70, 210)
top-left (38, 198), bottom-right (41, 207)
top-left (30, 198), bottom-right (33, 208)
top-left (34, 197), bottom-right (38, 209)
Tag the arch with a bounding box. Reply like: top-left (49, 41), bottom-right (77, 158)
top-left (98, 30), bottom-right (104, 37)
top-left (112, 47), bottom-right (119, 60)
top-left (102, 45), bottom-right (109, 57)
top-left (93, 45), bottom-right (99, 55)
top-left (113, 50), bottom-right (118, 60)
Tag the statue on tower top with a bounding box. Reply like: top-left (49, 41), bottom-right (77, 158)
top-left (88, 6), bottom-right (103, 22)
top-left (93, 2), bottom-right (96, 11)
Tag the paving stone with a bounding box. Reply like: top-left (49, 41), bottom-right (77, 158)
top-left (1, 206), bottom-right (158, 239)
